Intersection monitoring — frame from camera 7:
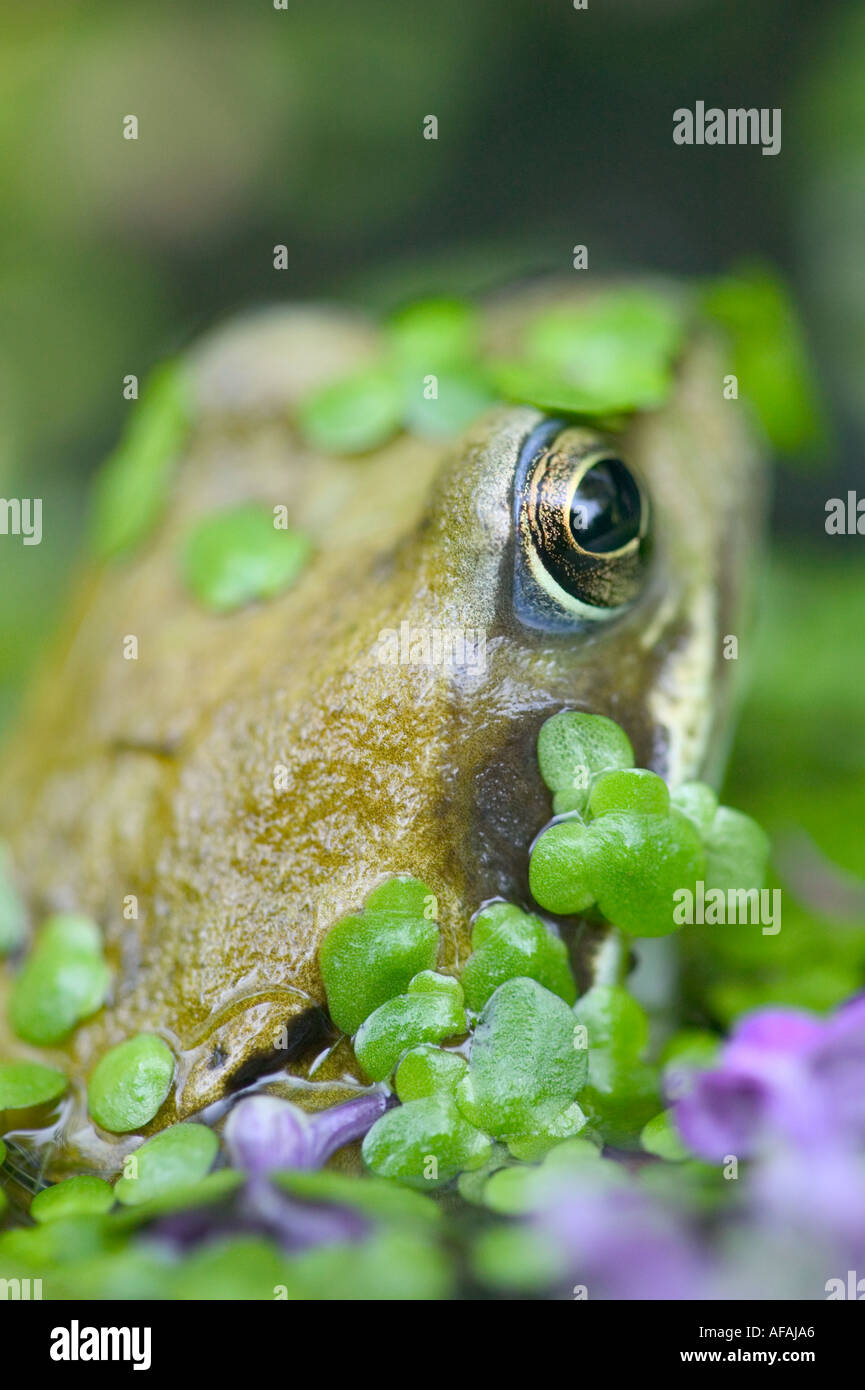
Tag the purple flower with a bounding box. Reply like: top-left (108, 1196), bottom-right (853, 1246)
top-left (224, 1090), bottom-right (389, 1174)
top-left (158, 1091), bottom-right (390, 1257)
top-left (533, 1178), bottom-right (710, 1300)
top-left (673, 999), bottom-right (865, 1160)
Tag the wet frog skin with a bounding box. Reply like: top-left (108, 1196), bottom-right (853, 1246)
top-left (0, 283), bottom-right (766, 1143)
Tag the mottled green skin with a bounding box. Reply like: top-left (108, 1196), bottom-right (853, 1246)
top-left (0, 285), bottom-right (765, 1149)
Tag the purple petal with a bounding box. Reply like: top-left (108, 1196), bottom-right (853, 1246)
top-left (243, 1176), bottom-right (370, 1252)
top-left (534, 1182), bottom-right (709, 1300)
top-left (807, 998), bottom-right (865, 1138)
top-left (225, 1090), bottom-right (389, 1174)
top-left (728, 1007), bottom-right (824, 1058)
top-left (674, 1067), bottom-right (771, 1160)
top-left (303, 1090), bottom-right (390, 1168)
top-left (225, 1095), bottom-right (314, 1173)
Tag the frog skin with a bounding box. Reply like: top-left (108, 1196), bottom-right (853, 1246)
top-left (0, 283), bottom-right (766, 1158)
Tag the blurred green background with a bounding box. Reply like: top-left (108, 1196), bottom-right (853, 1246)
top-left (0, 0), bottom-right (863, 1021)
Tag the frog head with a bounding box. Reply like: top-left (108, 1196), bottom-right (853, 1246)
top-left (0, 284), bottom-right (765, 1149)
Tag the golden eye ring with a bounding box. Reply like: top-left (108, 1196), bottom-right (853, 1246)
top-left (517, 425), bottom-right (651, 620)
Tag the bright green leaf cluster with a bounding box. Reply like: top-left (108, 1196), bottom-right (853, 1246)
top-left (354, 972), bottom-right (467, 1082)
top-left (455, 977), bottom-right (587, 1140)
top-left (9, 913), bottom-right (110, 1046)
top-left (319, 875), bottom-right (440, 1035)
top-left (297, 298), bottom-right (496, 454)
top-left (460, 901), bottom-right (576, 1011)
top-left (572, 984), bottom-right (659, 1146)
top-left (490, 288), bottom-right (686, 416)
top-left (362, 1093), bottom-right (492, 1189)
top-left (530, 712), bottom-right (769, 937)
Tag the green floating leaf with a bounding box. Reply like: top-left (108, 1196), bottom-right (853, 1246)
top-left (537, 710), bottom-right (634, 816)
top-left (589, 809), bottom-right (706, 938)
top-left (319, 875), bottom-right (439, 1035)
top-left (31, 1175), bottom-right (115, 1223)
top-left (0, 1060), bottom-right (67, 1111)
top-left (114, 1122), bottom-right (219, 1206)
top-left (394, 1043), bottom-right (467, 1102)
top-left (703, 264), bottom-right (824, 456)
top-left (671, 781), bottom-right (719, 837)
top-left (0, 841), bottom-right (26, 956)
top-left (528, 819), bottom-right (600, 915)
top-left (91, 360), bottom-right (189, 561)
top-left (9, 913), bottom-right (110, 1046)
top-left (297, 365), bottom-right (403, 455)
top-left (505, 1100), bottom-right (588, 1161)
top-left (182, 503), bottom-right (311, 613)
top-left (491, 289), bottom-right (685, 417)
top-left (704, 806), bottom-right (770, 894)
top-left (588, 767), bottom-right (670, 819)
top-left (362, 1093), bottom-right (491, 1188)
top-left (87, 1034), bottom-right (175, 1133)
top-left (287, 1228), bottom-right (452, 1301)
top-left (273, 1168), bottom-right (441, 1229)
top-left (401, 368), bottom-right (496, 440)
top-left (573, 985), bottom-right (659, 1146)
top-left (171, 1236), bottom-right (296, 1301)
top-left (455, 977), bottom-right (587, 1139)
top-left (354, 972), bottom-right (466, 1082)
top-left (461, 901), bottom-right (576, 1012)
top-left (530, 807), bottom-right (705, 937)
top-left (640, 1109), bottom-right (689, 1162)
top-left (471, 1223), bottom-right (567, 1292)
top-left (385, 297), bottom-right (479, 370)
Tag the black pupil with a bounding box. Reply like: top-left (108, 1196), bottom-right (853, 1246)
top-left (570, 458), bottom-right (642, 553)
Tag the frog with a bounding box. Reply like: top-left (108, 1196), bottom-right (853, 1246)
top-left (0, 282), bottom-right (766, 1161)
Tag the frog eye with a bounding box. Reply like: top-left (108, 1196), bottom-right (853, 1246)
top-left (513, 418), bottom-right (651, 631)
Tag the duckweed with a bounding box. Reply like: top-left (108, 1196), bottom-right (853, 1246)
top-left (353, 972), bottom-right (466, 1082)
top-left (297, 365), bottom-right (403, 455)
top-left (537, 709), bottom-right (634, 816)
top-left (30, 1175), bottom-right (115, 1223)
top-left (361, 1093), bottom-right (491, 1188)
top-left (490, 288), bottom-right (686, 416)
top-left (0, 1060), bottom-right (67, 1111)
top-left (87, 1034), bottom-right (174, 1133)
top-left (114, 1123), bottom-right (219, 1206)
top-left (91, 360), bottom-right (189, 561)
top-left (319, 875), bottom-right (439, 1035)
top-left (460, 901), bottom-right (576, 1012)
top-left (9, 913), bottom-right (110, 1046)
top-left (455, 977), bottom-right (587, 1140)
top-left (182, 502), bottom-right (312, 613)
